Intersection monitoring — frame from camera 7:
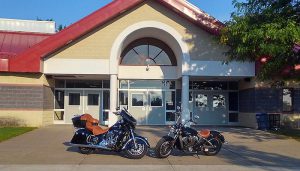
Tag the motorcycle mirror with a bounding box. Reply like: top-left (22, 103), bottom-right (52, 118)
top-left (194, 115), bottom-right (200, 119)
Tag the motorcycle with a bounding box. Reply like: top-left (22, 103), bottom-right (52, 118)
top-left (69, 108), bottom-right (150, 159)
top-left (155, 112), bottom-right (226, 158)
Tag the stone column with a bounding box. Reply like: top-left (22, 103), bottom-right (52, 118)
top-left (109, 74), bottom-right (118, 127)
top-left (181, 75), bottom-right (190, 126)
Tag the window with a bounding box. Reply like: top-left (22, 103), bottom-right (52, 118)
top-left (103, 91), bottom-right (110, 110)
top-left (150, 92), bottom-right (163, 107)
top-left (189, 91), bottom-right (193, 102)
top-left (229, 92), bottom-right (238, 111)
top-left (103, 111), bottom-right (109, 121)
top-left (66, 80), bottom-right (102, 88)
top-left (166, 112), bottom-right (176, 122)
top-left (165, 91), bottom-right (175, 110)
top-left (54, 111), bottom-right (64, 121)
top-left (69, 93), bottom-right (80, 105)
top-left (283, 88), bottom-right (293, 112)
top-left (132, 94), bottom-right (144, 107)
top-left (229, 113), bottom-right (238, 122)
top-left (119, 91), bottom-right (128, 105)
top-left (121, 38), bottom-right (176, 66)
top-left (195, 94), bottom-right (207, 107)
top-left (213, 95), bottom-right (225, 108)
top-left (88, 94), bottom-right (99, 106)
top-left (55, 90), bottom-right (64, 109)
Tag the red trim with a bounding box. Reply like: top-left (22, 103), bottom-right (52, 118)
top-left (8, 0), bottom-right (224, 73)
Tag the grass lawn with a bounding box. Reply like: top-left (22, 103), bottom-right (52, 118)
top-left (0, 127), bottom-right (36, 142)
top-left (270, 128), bottom-right (300, 142)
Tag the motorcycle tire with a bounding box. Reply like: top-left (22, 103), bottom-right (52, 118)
top-left (78, 147), bottom-right (94, 154)
top-left (155, 136), bottom-right (173, 158)
top-left (203, 138), bottom-right (222, 156)
top-left (124, 138), bottom-right (148, 159)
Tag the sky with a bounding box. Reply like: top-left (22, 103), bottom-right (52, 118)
top-left (0, 0), bottom-right (237, 27)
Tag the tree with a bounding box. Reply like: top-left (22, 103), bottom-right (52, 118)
top-left (219, 0), bottom-right (300, 80)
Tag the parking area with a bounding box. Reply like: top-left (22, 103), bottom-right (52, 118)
top-left (0, 125), bottom-right (300, 169)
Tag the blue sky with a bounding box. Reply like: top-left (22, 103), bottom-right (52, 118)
top-left (0, 0), bottom-right (236, 27)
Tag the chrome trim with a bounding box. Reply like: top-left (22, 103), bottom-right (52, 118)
top-left (121, 137), bottom-right (150, 150)
top-left (69, 143), bottom-right (111, 150)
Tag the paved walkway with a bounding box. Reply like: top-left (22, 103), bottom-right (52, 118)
top-left (0, 125), bottom-right (300, 170)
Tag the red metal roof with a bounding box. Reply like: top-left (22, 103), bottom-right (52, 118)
top-left (0, 31), bottom-right (51, 58)
top-left (6, 0), bottom-right (224, 73)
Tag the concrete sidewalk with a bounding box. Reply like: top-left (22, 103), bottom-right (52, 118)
top-left (0, 125), bottom-right (299, 169)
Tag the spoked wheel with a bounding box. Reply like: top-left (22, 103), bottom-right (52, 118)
top-left (203, 138), bottom-right (222, 156)
top-left (155, 137), bottom-right (173, 158)
top-left (78, 147), bottom-right (94, 154)
top-left (124, 139), bottom-right (148, 159)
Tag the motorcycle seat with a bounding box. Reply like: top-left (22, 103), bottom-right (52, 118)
top-left (198, 129), bottom-right (210, 138)
top-left (80, 114), bottom-right (99, 124)
top-left (86, 122), bottom-right (109, 136)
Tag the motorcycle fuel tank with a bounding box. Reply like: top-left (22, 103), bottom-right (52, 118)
top-left (182, 127), bottom-right (198, 137)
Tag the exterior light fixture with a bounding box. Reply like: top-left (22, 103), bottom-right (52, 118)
top-left (145, 58), bottom-right (151, 71)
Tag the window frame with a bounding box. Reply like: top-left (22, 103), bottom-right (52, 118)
top-left (120, 37), bottom-right (177, 66)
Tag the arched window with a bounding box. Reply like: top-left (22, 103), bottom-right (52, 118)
top-left (120, 38), bottom-right (177, 66)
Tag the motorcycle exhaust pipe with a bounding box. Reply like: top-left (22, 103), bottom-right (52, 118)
top-left (69, 143), bottom-right (111, 150)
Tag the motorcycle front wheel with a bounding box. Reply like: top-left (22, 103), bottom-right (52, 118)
top-left (203, 138), bottom-right (222, 156)
top-left (155, 136), bottom-right (173, 158)
top-left (124, 138), bottom-right (148, 159)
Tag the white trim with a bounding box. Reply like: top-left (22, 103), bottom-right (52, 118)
top-left (110, 21), bottom-right (191, 75)
top-left (189, 60), bottom-right (255, 77)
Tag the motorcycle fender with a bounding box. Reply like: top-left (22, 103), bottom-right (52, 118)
top-left (122, 136), bottom-right (150, 150)
top-left (210, 131), bottom-right (225, 143)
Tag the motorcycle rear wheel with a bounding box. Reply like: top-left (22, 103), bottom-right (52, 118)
top-left (203, 138), bottom-right (222, 156)
top-left (78, 147), bottom-right (94, 154)
top-left (155, 137), bottom-right (173, 158)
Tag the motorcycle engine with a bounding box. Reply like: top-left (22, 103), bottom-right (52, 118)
top-left (182, 136), bottom-right (199, 151)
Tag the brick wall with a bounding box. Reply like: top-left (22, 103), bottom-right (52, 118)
top-left (239, 88), bottom-right (255, 113)
top-left (0, 84), bottom-right (53, 110)
top-left (255, 88), bottom-right (282, 113)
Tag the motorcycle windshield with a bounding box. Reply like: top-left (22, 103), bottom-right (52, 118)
top-left (120, 110), bottom-right (137, 127)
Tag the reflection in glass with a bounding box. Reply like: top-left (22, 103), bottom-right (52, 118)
top-left (55, 90), bottom-right (64, 109)
top-left (213, 95), bottom-right (225, 108)
top-left (88, 94), bottom-right (99, 106)
top-left (69, 93), bottom-right (80, 105)
top-left (132, 94), bottom-right (144, 106)
top-left (119, 91), bottom-right (128, 105)
top-left (103, 91), bottom-right (110, 110)
top-left (283, 88), bottom-right (293, 111)
top-left (103, 111), bottom-right (109, 121)
top-left (150, 92), bottom-right (163, 107)
top-left (195, 94), bottom-right (207, 107)
top-left (166, 91), bottom-right (175, 110)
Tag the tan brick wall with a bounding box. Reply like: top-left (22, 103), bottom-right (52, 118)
top-left (0, 110), bottom-right (44, 127)
top-left (239, 112), bottom-right (258, 128)
top-left (48, 1), bottom-right (227, 61)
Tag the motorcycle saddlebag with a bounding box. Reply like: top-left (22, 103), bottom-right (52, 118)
top-left (72, 115), bottom-right (86, 128)
top-left (71, 128), bottom-right (92, 145)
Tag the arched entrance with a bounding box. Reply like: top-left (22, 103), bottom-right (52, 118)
top-left (108, 21), bottom-right (191, 126)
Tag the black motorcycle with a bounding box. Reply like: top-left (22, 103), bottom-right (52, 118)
top-left (69, 108), bottom-right (150, 159)
top-left (155, 112), bottom-right (226, 158)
